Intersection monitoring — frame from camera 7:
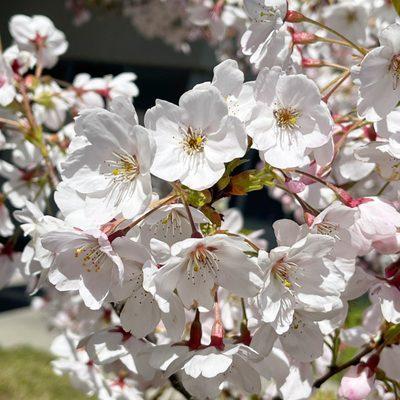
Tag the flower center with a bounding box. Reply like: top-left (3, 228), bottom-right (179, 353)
top-left (346, 11), bottom-right (357, 23)
top-left (376, 156), bottom-right (400, 180)
top-left (152, 210), bottom-right (184, 238)
top-left (182, 126), bottom-right (206, 155)
top-left (187, 244), bottom-right (220, 283)
top-left (106, 151), bottom-right (140, 183)
top-left (316, 221), bottom-right (340, 239)
top-left (74, 244), bottom-right (106, 272)
top-left (250, 5), bottom-right (280, 23)
top-left (272, 259), bottom-right (296, 288)
top-left (390, 55), bottom-right (400, 89)
top-left (273, 107), bottom-right (300, 130)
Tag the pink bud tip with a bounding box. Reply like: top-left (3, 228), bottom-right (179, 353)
top-left (285, 10), bottom-right (306, 23)
top-left (210, 320), bottom-right (225, 350)
top-left (302, 57), bottom-right (323, 67)
top-left (292, 32), bottom-right (318, 45)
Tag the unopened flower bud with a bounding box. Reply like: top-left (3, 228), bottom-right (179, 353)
top-left (210, 320), bottom-right (225, 350)
top-left (285, 10), bottom-right (306, 23)
top-left (292, 32), bottom-right (318, 45)
top-left (302, 58), bottom-right (323, 67)
top-left (188, 309), bottom-right (202, 350)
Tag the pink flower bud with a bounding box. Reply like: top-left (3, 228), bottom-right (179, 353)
top-left (292, 32), bottom-right (318, 45)
top-left (285, 179), bottom-right (306, 193)
top-left (285, 10), bottom-right (305, 23)
top-left (338, 365), bottom-right (374, 400)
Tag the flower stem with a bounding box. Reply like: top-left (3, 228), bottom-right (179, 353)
top-left (174, 183), bottom-right (200, 237)
top-left (302, 16), bottom-right (367, 56)
top-left (322, 70), bottom-right (351, 102)
top-left (377, 181), bottom-right (390, 196)
top-left (275, 182), bottom-right (319, 216)
top-left (313, 342), bottom-right (378, 388)
top-left (316, 35), bottom-right (356, 50)
top-left (240, 298), bottom-right (248, 326)
top-left (0, 117), bottom-right (21, 129)
top-left (108, 193), bottom-right (179, 240)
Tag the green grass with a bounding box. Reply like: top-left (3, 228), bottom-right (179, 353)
top-left (0, 346), bottom-right (88, 400)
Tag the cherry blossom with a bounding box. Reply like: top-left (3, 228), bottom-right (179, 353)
top-left (9, 14), bottom-right (68, 68)
top-left (0, 8), bottom-right (399, 400)
top-left (61, 97), bottom-right (155, 221)
top-left (354, 23), bottom-right (400, 121)
top-left (247, 67), bottom-right (333, 168)
top-left (146, 85), bottom-right (247, 190)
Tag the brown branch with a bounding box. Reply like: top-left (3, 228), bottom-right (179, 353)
top-left (313, 342), bottom-right (379, 388)
top-left (169, 374), bottom-right (192, 399)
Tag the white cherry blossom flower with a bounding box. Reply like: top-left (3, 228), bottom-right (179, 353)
top-left (0, 54), bottom-right (16, 106)
top-left (42, 227), bottom-right (135, 310)
top-left (81, 325), bottom-right (157, 380)
top-left (135, 203), bottom-right (209, 248)
top-left (188, 1), bottom-right (246, 42)
top-left (354, 23), bottom-right (400, 121)
top-left (110, 240), bottom-right (161, 338)
top-left (153, 234), bottom-right (263, 310)
top-left (241, 0), bottom-right (289, 69)
top-left (9, 15), bottom-right (68, 68)
top-left (145, 86), bottom-right (247, 190)
top-left (64, 73), bottom-right (104, 111)
top-left (310, 201), bottom-right (358, 260)
top-left (257, 221), bottom-right (345, 334)
top-left (247, 67), bottom-right (333, 168)
top-left (370, 279), bottom-right (400, 324)
top-left (14, 201), bottom-right (65, 277)
top-left (3, 44), bottom-right (36, 75)
top-left (355, 141), bottom-right (400, 181)
top-left (51, 332), bottom-right (106, 397)
top-left (151, 343), bottom-right (262, 398)
top-left (0, 145), bottom-right (50, 210)
top-left (62, 97), bottom-right (155, 221)
top-left (323, 1), bottom-right (368, 44)
top-left (87, 73), bottom-right (139, 102)
top-left (351, 197), bottom-right (400, 255)
top-left (194, 59), bottom-right (256, 123)
top-left (252, 310), bottom-right (326, 362)
top-left (32, 82), bottom-right (69, 130)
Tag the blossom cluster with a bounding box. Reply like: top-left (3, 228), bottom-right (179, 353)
top-left (0, 1), bottom-right (400, 400)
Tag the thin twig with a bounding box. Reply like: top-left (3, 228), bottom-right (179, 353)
top-left (313, 343), bottom-right (377, 388)
top-left (322, 70), bottom-right (351, 102)
top-left (0, 117), bottom-right (21, 129)
top-left (303, 16), bottom-right (367, 56)
top-left (108, 193), bottom-right (179, 239)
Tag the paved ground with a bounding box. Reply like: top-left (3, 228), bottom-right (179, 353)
top-left (0, 307), bottom-right (56, 350)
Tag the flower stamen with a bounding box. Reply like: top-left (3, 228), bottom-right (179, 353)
top-left (181, 126), bottom-right (206, 155)
top-left (186, 244), bottom-right (220, 284)
top-left (106, 150), bottom-right (140, 183)
top-left (274, 107), bottom-right (301, 130)
top-left (390, 55), bottom-right (400, 90)
top-left (74, 244), bottom-right (106, 272)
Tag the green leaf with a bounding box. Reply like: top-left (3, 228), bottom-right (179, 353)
top-left (383, 323), bottom-right (400, 345)
top-left (225, 158), bottom-right (248, 175)
top-left (216, 159), bottom-right (249, 191)
top-left (394, 0), bottom-right (400, 16)
top-left (186, 189), bottom-right (212, 208)
top-left (201, 205), bottom-right (222, 227)
top-left (229, 165), bottom-right (275, 195)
